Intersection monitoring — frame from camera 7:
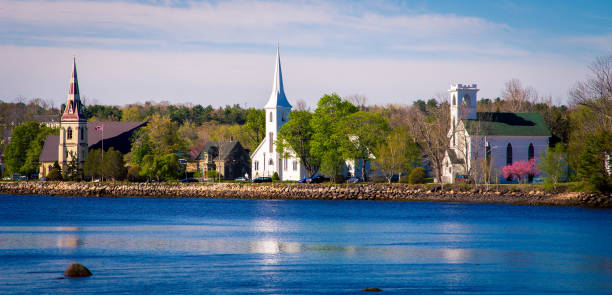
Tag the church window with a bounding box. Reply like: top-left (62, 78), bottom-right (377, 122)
top-left (293, 160), bottom-right (298, 171)
top-left (282, 112), bottom-right (286, 122)
top-left (269, 159), bottom-right (274, 167)
top-left (284, 158), bottom-right (288, 171)
top-left (80, 127), bottom-right (84, 140)
top-left (270, 112), bottom-right (273, 122)
top-left (269, 132), bottom-right (274, 153)
top-left (462, 94), bottom-right (471, 106)
top-left (254, 161), bottom-right (259, 171)
top-left (452, 94), bottom-right (456, 106)
top-left (67, 127), bottom-right (73, 139)
top-left (506, 143), bottom-right (513, 165)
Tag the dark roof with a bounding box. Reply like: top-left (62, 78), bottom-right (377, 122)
top-left (39, 121), bottom-right (146, 162)
top-left (39, 136), bottom-right (59, 162)
top-left (87, 121), bottom-right (146, 147)
top-left (462, 112), bottom-right (551, 137)
top-left (193, 141), bottom-right (243, 161)
top-left (447, 149), bottom-right (464, 164)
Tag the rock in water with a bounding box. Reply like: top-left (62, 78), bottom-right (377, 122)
top-left (64, 263), bottom-right (92, 278)
top-left (361, 287), bottom-right (383, 292)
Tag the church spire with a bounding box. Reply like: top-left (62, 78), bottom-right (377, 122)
top-left (62, 58), bottom-right (85, 120)
top-left (264, 46), bottom-right (292, 109)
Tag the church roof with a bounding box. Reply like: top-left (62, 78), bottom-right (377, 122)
top-left (39, 121), bottom-right (146, 162)
top-left (462, 112), bottom-right (551, 137)
top-left (446, 149), bottom-right (464, 165)
top-left (264, 47), bottom-right (292, 109)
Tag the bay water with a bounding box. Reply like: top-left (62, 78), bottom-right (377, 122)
top-left (0, 195), bottom-right (611, 294)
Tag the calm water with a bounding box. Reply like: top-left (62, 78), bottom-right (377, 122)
top-left (0, 195), bottom-right (611, 294)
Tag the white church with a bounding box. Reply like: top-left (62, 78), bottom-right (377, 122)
top-left (250, 49), bottom-right (309, 181)
top-left (441, 84), bottom-right (551, 183)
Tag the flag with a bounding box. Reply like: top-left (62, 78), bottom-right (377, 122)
top-left (94, 125), bottom-right (103, 131)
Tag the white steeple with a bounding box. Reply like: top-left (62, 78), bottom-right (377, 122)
top-left (264, 46), bottom-right (292, 109)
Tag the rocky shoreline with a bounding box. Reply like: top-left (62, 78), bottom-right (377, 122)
top-left (0, 181), bottom-right (610, 208)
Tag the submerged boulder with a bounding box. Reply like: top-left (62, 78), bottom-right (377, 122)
top-left (361, 287), bottom-right (383, 292)
top-left (64, 263), bottom-right (92, 278)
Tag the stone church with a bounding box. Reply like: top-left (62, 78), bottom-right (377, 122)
top-left (441, 84), bottom-right (551, 183)
top-left (250, 48), bottom-right (308, 180)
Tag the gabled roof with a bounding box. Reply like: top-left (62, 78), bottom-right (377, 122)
top-left (446, 149), bottom-right (464, 165)
top-left (39, 136), bottom-right (60, 162)
top-left (462, 112), bottom-right (551, 137)
top-left (194, 141), bottom-right (243, 161)
top-left (264, 47), bottom-right (292, 109)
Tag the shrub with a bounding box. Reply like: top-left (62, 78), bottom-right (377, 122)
top-left (206, 170), bottom-right (219, 180)
top-left (127, 165), bottom-right (144, 182)
top-left (408, 167), bottom-right (426, 184)
top-left (46, 162), bottom-right (63, 181)
top-left (272, 172), bottom-right (280, 181)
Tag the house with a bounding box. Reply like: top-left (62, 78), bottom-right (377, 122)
top-left (188, 140), bottom-right (250, 179)
top-left (250, 47), bottom-right (309, 181)
top-left (38, 59), bottom-right (145, 178)
top-left (441, 84), bottom-right (551, 183)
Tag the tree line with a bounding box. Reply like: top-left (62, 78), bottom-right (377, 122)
top-left (1, 55), bottom-right (610, 191)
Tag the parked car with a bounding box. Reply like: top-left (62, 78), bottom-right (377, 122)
top-left (234, 177), bottom-right (249, 182)
top-left (346, 177), bottom-right (361, 183)
top-left (307, 175), bottom-right (328, 183)
top-left (455, 174), bottom-right (472, 183)
top-left (39, 177), bottom-right (47, 182)
top-left (1, 177), bottom-right (11, 181)
top-left (251, 177), bottom-right (272, 183)
top-left (19, 176), bottom-right (28, 181)
top-left (179, 177), bottom-right (199, 183)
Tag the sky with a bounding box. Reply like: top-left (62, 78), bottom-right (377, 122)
top-left (1, 0), bottom-right (611, 108)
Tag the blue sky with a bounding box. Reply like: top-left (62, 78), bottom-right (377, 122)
top-left (1, 0), bottom-right (611, 108)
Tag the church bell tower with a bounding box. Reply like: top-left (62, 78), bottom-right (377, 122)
top-left (58, 58), bottom-right (88, 169)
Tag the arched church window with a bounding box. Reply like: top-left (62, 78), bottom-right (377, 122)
top-left (269, 132), bottom-right (274, 153)
top-left (282, 112), bottom-right (286, 122)
top-left (80, 127), bottom-right (84, 140)
top-left (67, 127), bottom-right (73, 140)
top-left (528, 143), bottom-right (534, 160)
top-left (270, 112), bottom-right (273, 122)
top-left (269, 159), bottom-right (274, 167)
top-left (506, 143), bottom-right (513, 165)
top-left (462, 94), bottom-right (471, 106)
top-left (452, 94), bottom-right (456, 106)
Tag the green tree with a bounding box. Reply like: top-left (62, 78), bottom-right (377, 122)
top-left (245, 108), bottom-right (265, 151)
top-left (22, 126), bottom-right (58, 175)
top-left (4, 121), bottom-right (45, 175)
top-left (338, 111), bottom-right (390, 181)
top-left (84, 149), bottom-right (103, 180)
top-left (139, 153), bottom-right (182, 182)
top-left (310, 93), bottom-right (358, 178)
top-left (374, 126), bottom-right (421, 183)
top-left (206, 170), bottom-right (219, 180)
top-left (276, 110), bottom-right (319, 176)
top-left (126, 114), bottom-right (188, 166)
top-left (576, 130), bottom-right (612, 192)
top-left (46, 161), bottom-right (63, 181)
top-left (103, 148), bottom-right (126, 181)
top-left (537, 143), bottom-right (569, 190)
top-left (408, 167), bottom-right (426, 184)
top-left (63, 151), bottom-right (82, 181)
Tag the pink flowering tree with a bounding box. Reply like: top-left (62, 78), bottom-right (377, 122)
top-left (502, 159), bottom-right (538, 183)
